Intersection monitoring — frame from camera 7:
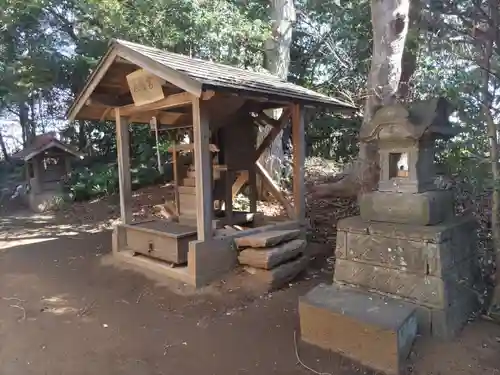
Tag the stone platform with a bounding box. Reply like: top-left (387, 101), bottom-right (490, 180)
top-left (300, 283), bottom-right (417, 375)
top-left (335, 215), bottom-right (480, 338)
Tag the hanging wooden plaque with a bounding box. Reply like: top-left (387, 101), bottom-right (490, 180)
top-left (126, 69), bottom-right (165, 106)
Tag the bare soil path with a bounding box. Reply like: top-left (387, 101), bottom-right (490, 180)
top-left (0, 204), bottom-right (499, 375)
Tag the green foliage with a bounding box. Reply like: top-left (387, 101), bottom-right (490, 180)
top-left (66, 159), bottom-right (164, 201)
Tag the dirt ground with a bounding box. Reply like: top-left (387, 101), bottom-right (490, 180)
top-left (1, 189), bottom-right (500, 375)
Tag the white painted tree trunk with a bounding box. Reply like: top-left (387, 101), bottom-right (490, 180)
top-left (312, 0), bottom-right (410, 197)
top-left (258, 0), bottom-right (296, 188)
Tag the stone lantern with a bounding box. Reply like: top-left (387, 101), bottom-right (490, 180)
top-left (358, 98), bottom-right (458, 225)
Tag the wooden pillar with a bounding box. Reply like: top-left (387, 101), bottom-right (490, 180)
top-left (64, 155), bottom-right (71, 175)
top-left (32, 156), bottom-right (42, 193)
top-left (115, 109), bottom-right (133, 224)
top-left (224, 171), bottom-right (234, 225)
top-left (292, 104), bottom-right (306, 223)
top-left (192, 97), bottom-right (212, 241)
top-left (249, 165), bottom-right (257, 214)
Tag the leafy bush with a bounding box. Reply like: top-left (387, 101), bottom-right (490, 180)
top-left (66, 160), bottom-right (165, 201)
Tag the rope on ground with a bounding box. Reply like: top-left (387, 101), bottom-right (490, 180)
top-left (293, 330), bottom-right (332, 375)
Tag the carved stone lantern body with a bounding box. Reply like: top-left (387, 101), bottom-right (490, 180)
top-left (358, 98), bottom-right (458, 225)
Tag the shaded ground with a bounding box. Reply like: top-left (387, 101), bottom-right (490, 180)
top-left (1, 199), bottom-right (500, 374)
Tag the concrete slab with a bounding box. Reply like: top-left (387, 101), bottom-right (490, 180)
top-left (299, 283), bottom-right (417, 375)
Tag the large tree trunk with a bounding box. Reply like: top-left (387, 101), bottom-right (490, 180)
top-left (311, 0), bottom-right (410, 198)
top-left (258, 0), bottom-right (296, 190)
top-left (482, 0), bottom-right (500, 317)
top-left (0, 130), bottom-right (9, 162)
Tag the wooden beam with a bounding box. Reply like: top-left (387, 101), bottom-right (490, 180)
top-left (232, 171), bottom-right (248, 197)
top-left (117, 92), bottom-right (193, 116)
top-left (192, 97), bottom-right (213, 241)
top-left (115, 109), bottom-right (133, 224)
top-left (67, 49), bottom-right (118, 121)
top-left (231, 108), bottom-right (291, 198)
top-left (254, 108), bottom-right (291, 159)
top-left (255, 162), bottom-right (294, 218)
top-left (292, 104), bottom-right (306, 223)
top-left (96, 106), bottom-right (189, 125)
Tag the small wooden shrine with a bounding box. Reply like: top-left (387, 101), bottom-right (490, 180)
top-left (11, 133), bottom-right (84, 212)
top-left (67, 39), bottom-right (354, 286)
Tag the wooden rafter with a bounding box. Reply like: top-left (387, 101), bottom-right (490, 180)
top-left (117, 92), bottom-right (193, 116)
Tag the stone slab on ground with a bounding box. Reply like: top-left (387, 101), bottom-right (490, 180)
top-left (244, 255), bottom-right (308, 290)
top-left (234, 229), bottom-right (301, 249)
top-left (299, 283), bottom-right (417, 375)
top-left (238, 239), bottom-right (306, 270)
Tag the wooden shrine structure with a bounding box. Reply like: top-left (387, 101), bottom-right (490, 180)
top-left (67, 39), bottom-right (354, 286)
top-left (11, 133), bottom-right (84, 212)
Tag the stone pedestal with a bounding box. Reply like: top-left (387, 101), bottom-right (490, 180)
top-left (334, 215), bottom-right (479, 338)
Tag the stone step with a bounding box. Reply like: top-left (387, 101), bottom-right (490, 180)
top-left (234, 229), bottom-right (301, 249)
top-left (299, 283), bottom-right (417, 375)
top-left (238, 239), bottom-right (306, 270)
top-left (244, 255), bottom-right (308, 290)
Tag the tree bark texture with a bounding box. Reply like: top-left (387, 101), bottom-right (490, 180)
top-left (312, 0), bottom-right (410, 198)
top-left (0, 130), bottom-right (9, 162)
top-left (258, 0), bottom-right (296, 190)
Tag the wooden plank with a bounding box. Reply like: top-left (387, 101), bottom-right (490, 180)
top-left (192, 97), bottom-right (213, 241)
top-left (115, 109), bottom-right (133, 224)
top-left (292, 104), bottom-right (306, 223)
top-left (117, 92), bottom-right (193, 116)
top-left (256, 161), bottom-right (294, 218)
top-left (167, 143), bottom-right (219, 153)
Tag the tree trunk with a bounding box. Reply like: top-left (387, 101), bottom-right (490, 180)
top-left (483, 0), bottom-right (500, 317)
top-left (0, 130), bottom-right (9, 162)
top-left (19, 101), bottom-right (32, 146)
top-left (258, 0), bottom-right (296, 191)
top-left (311, 0), bottom-right (410, 198)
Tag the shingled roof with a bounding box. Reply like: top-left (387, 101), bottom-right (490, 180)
top-left (67, 39), bottom-right (354, 122)
top-left (11, 133), bottom-right (85, 162)
top-left (115, 39), bottom-right (353, 108)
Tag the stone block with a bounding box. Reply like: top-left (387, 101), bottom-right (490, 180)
top-left (238, 239), bottom-right (306, 270)
top-left (359, 191), bottom-right (453, 225)
top-left (336, 216), bottom-right (477, 276)
top-left (234, 229), bottom-right (301, 249)
top-left (339, 215), bottom-right (475, 243)
top-left (188, 239), bottom-right (238, 287)
top-left (344, 231), bottom-right (428, 274)
top-left (299, 284), bottom-right (417, 375)
top-left (245, 255), bottom-right (308, 290)
top-left (334, 258), bottom-right (477, 309)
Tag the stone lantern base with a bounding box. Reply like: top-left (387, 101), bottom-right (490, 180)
top-left (332, 215), bottom-right (480, 338)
